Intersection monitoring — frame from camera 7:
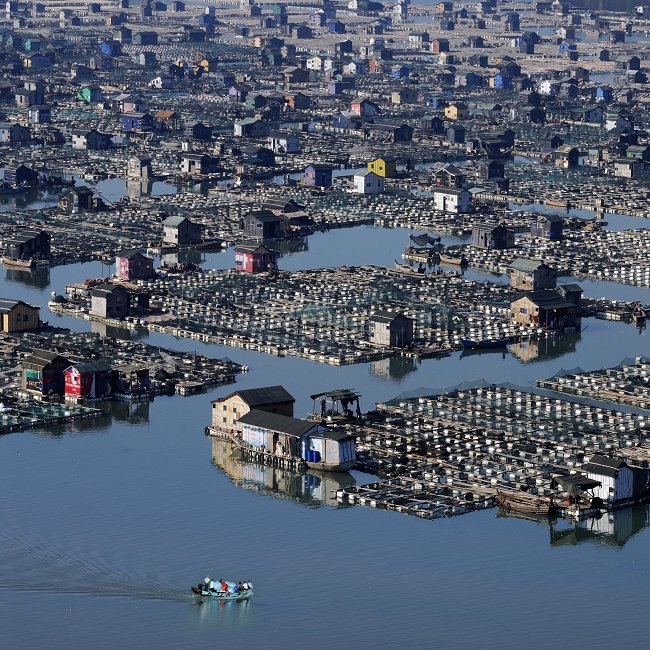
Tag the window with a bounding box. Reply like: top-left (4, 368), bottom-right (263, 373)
top-left (222, 416), bottom-right (227, 423)
top-left (519, 308), bottom-right (528, 314)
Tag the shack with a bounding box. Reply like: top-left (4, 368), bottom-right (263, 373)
top-left (22, 350), bottom-right (70, 396)
top-left (5, 229), bottom-right (50, 260)
top-left (510, 287), bottom-right (579, 329)
top-left (64, 360), bottom-right (112, 399)
top-left (433, 188), bottom-right (471, 213)
top-left (90, 283), bottom-right (129, 319)
top-left (112, 364), bottom-right (150, 395)
top-left (531, 215), bottom-right (564, 240)
top-left (234, 243), bottom-right (278, 273)
top-left (211, 385), bottom-right (295, 433)
top-left (472, 223), bottom-right (515, 249)
top-left (116, 249), bottom-right (155, 281)
top-left (239, 409), bottom-right (323, 457)
top-left (368, 311), bottom-right (414, 347)
top-left (508, 259), bottom-right (557, 291)
top-left (243, 210), bottom-right (285, 239)
top-left (162, 216), bottom-right (201, 246)
top-left (0, 298), bottom-right (40, 332)
top-left (583, 455), bottom-right (634, 504)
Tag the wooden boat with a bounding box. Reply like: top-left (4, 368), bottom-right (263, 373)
top-left (394, 260), bottom-right (424, 274)
top-left (461, 338), bottom-right (509, 349)
top-left (191, 584), bottom-right (253, 601)
top-left (2, 256), bottom-right (34, 268)
top-left (544, 198), bottom-right (568, 209)
top-left (438, 253), bottom-right (467, 266)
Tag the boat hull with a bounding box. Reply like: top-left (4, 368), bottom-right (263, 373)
top-left (191, 586), bottom-right (253, 600)
top-left (2, 257), bottom-right (35, 268)
top-left (438, 254), bottom-right (467, 266)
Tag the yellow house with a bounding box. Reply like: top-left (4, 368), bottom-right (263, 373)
top-left (367, 156), bottom-right (397, 178)
top-left (444, 102), bottom-right (469, 120)
top-left (210, 385), bottom-right (295, 434)
top-left (199, 58), bottom-right (218, 73)
top-left (0, 299), bottom-right (40, 332)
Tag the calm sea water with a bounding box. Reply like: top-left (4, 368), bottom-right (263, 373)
top-left (1, 225), bottom-right (650, 648)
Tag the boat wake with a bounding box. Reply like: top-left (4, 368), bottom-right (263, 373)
top-left (0, 531), bottom-right (188, 602)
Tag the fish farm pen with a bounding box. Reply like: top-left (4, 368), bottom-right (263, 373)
top-left (334, 373), bottom-right (650, 521)
top-left (51, 264), bottom-right (581, 364)
top-left (538, 357), bottom-right (650, 411)
top-left (0, 328), bottom-right (245, 404)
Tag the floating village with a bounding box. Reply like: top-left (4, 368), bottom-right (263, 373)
top-left (0, 0), bottom-right (649, 540)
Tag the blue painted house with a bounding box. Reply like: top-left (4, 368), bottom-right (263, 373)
top-left (392, 65), bottom-right (409, 79)
top-left (596, 86), bottom-right (613, 102)
top-left (491, 73), bottom-right (513, 90)
top-left (122, 112), bottom-right (154, 132)
top-left (101, 40), bottom-right (122, 56)
top-left (328, 20), bottom-right (345, 33)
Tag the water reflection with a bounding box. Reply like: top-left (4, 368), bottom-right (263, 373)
top-left (91, 320), bottom-right (149, 340)
top-left (126, 179), bottom-right (154, 199)
top-left (509, 332), bottom-right (582, 364)
top-left (102, 398), bottom-right (152, 425)
top-left (32, 410), bottom-right (113, 437)
top-left (0, 186), bottom-right (61, 212)
top-left (550, 506), bottom-right (650, 548)
top-left (5, 266), bottom-right (50, 289)
top-left (161, 249), bottom-right (206, 267)
top-left (271, 237), bottom-right (309, 256)
top-left (190, 595), bottom-right (253, 629)
top-left (370, 355), bottom-right (419, 379)
top-left (211, 439), bottom-right (354, 507)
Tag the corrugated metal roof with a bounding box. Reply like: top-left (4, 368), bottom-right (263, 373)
top-left (238, 409), bottom-right (317, 437)
top-left (214, 385), bottom-right (294, 407)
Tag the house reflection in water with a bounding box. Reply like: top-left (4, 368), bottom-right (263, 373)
top-left (550, 505), bottom-right (650, 548)
top-left (509, 331), bottom-right (581, 364)
top-left (211, 438), bottom-right (355, 507)
top-left (370, 355), bottom-right (418, 379)
top-left (5, 266), bottom-right (50, 289)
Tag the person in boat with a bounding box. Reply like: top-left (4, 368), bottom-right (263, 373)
top-left (204, 576), bottom-right (211, 589)
top-left (209, 579), bottom-right (216, 592)
top-left (219, 578), bottom-right (228, 593)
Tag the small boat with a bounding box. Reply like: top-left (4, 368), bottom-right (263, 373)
top-left (461, 338), bottom-right (509, 349)
top-left (394, 260), bottom-right (424, 274)
top-left (191, 580), bottom-right (253, 600)
top-left (439, 253), bottom-right (467, 266)
top-left (2, 256), bottom-right (34, 268)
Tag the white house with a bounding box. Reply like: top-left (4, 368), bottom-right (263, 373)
top-left (583, 455), bottom-right (634, 503)
top-left (353, 171), bottom-right (384, 194)
top-left (433, 188), bottom-right (472, 213)
top-left (343, 61), bottom-right (364, 75)
top-left (149, 75), bottom-right (173, 89)
top-left (539, 80), bottom-right (559, 96)
top-left (268, 130), bottom-right (300, 154)
top-left (306, 56), bottom-right (323, 70)
top-left (606, 114), bottom-right (633, 132)
top-left (614, 158), bottom-right (644, 179)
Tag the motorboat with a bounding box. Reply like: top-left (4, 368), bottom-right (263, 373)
top-left (191, 580), bottom-right (253, 600)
